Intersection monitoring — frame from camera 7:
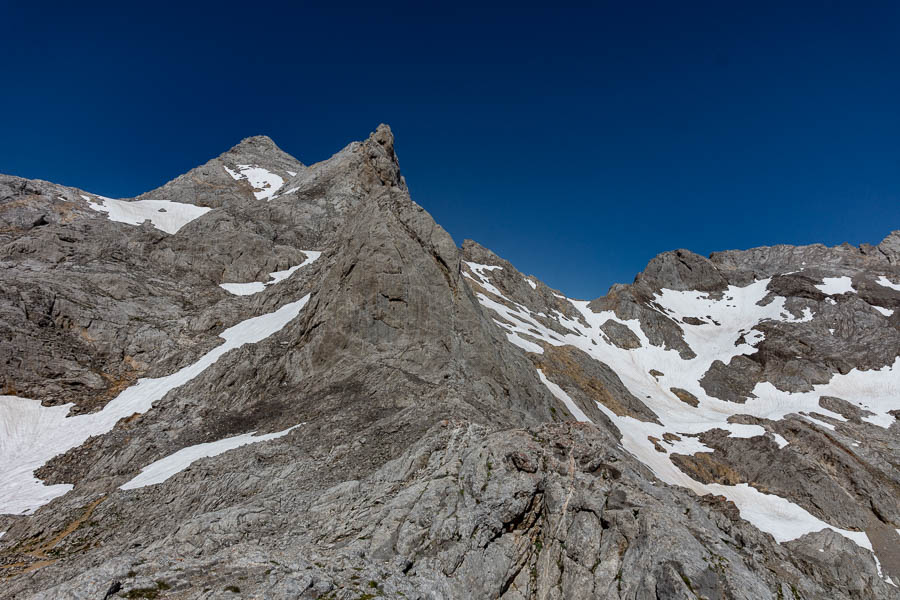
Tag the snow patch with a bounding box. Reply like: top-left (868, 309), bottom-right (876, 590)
top-left (505, 331), bottom-right (544, 354)
top-left (0, 295), bottom-right (311, 515)
top-left (219, 281), bottom-right (266, 296)
top-left (876, 276), bottom-right (900, 291)
top-left (537, 370), bottom-right (592, 423)
top-left (220, 251), bottom-right (321, 296)
top-left (463, 262), bottom-right (504, 297)
top-left (771, 433), bottom-right (789, 449)
top-left (83, 195), bottom-right (210, 234)
top-left (706, 483), bottom-right (873, 547)
top-left (815, 276), bottom-right (856, 295)
top-left (873, 306), bottom-right (894, 317)
top-left (223, 164), bottom-right (284, 200)
top-left (473, 274), bottom-right (898, 568)
top-left (475, 293), bottom-right (548, 354)
top-left (121, 425), bottom-right (303, 490)
top-left (800, 413), bottom-right (837, 431)
top-left (754, 357), bottom-right (900, 429)
top-left (594, 402), bottom-right (874, 549)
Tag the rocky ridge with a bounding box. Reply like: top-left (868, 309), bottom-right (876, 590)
top-left (0, 126), bottom-right (898, 599)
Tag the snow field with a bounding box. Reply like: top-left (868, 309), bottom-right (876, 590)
top-left (0, 295), bottom-right (311, 515)
top-left (83, 195), bottom-right (211, 234)
top-left (474, 265), bottom-right (898, 563)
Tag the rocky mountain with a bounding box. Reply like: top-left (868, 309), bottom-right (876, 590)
top-left (0, 126), bottom-right (898, 599)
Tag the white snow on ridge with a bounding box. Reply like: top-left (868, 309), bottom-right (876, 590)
top-left (873, 306), bottom-right (894, 317)
top-left (120, 424), bottom-right (303, 490)
top-left (220, 251), bottom-right (322, 296)
top-left (463, 262), bottom-right (504, 297)
top-left (0, 294), bottom-right (311, 515)
top-left (471, 268), bottom-right (900, 556)
top-left (815, 276), bottom-right (856, 295)
top-left (224, 164), bottom-right (284, 200)
top-left (475, 293), bottom-right (549, 354)
top-left (83, 195), bottom-right (211, 234)
top-left (467, 262), bottom-right (502, 273)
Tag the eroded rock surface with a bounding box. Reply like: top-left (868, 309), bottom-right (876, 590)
top-left (1, 127), bottom-right (898, 599)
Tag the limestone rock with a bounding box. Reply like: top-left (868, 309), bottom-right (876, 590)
top-left (2, 127), bottom-right (899, 599)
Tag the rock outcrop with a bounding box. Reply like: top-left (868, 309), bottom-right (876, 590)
top-left (1, 126), bottom-right (898, 599)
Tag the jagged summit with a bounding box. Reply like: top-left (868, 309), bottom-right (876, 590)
top-left (877, 229), bottom-right (900, 262)
top-left (1, 128), bottom-right (899, 599)
top-left (369, 122), bottom-right (396, 155)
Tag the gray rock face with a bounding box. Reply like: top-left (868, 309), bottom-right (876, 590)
top-left (1, 126), bottom-right (899, 599)
top-left (138, 135), bottom-right (305, 208)
top-left (461, 226), bottom-right (900, 596)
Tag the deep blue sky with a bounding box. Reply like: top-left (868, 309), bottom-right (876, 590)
top-left (3, 2), bottom-right (899, 298)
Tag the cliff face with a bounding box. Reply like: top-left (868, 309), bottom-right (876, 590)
top-left (1, 127), bottom-right (898, 599)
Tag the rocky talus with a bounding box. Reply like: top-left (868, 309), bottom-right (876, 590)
top-left (1, 126), bottom-right (898, 599)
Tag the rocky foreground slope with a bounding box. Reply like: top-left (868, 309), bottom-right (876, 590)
top-left (1, 126), bottom-right (898, 599)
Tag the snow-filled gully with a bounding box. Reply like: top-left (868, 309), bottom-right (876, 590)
top-left (223, 164), bottom-right (284, 201)
top-left (220, 251), bottom-right (322, 296)
top-left (0, 295), bottom-right (311, 515)
top-left (467, 264), bottom-right (900, 583)
top-left (120, 424), bottom-right (304, 490)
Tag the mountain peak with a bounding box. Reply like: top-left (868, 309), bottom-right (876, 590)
top-left (224, 134), bottom-right (295, 164)
top-left (369, 123), bottom-right (395, 156)
top-left (3, 128), bottom-right (900, 598)
top-left (135, 133), bottom-right (304, 205)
